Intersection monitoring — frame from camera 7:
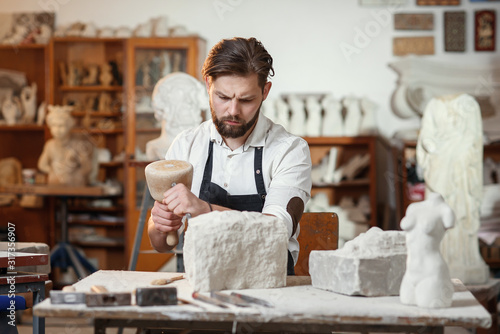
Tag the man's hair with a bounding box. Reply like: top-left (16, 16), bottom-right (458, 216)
top-left (202, 37), bottom-right (274, 89)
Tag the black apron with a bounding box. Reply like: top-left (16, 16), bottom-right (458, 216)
top-left (177, 141), bottom-right (295, 275)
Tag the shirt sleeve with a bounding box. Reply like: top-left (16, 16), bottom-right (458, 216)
top-left (261, 137), bottom-right (312, 238)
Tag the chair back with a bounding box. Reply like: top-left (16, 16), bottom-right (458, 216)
top-left (295, 212), bottom-right (339, 276)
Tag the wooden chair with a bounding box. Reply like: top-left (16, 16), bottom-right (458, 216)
top-left (294, 212), bottom-right (339, 276)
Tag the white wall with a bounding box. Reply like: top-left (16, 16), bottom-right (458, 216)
top-left (2, 0), bottom-right (499, 138)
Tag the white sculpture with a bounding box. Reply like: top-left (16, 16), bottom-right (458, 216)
top-left (416, 94), bottom-right (489, 284)
top-left (98, 27), bottom-right (115, 38)
top-left (20, 82), bottom-right (37, 124)
top-left (305, 96), bottom-right (322, 137)
top-left (38, 105), bottom-right (95, 186)
top-left (360, 97), bottom-right (378, 135)
top-left (161, 52), bottom-right (172, 77)
top-left (81, 23), bottom-right (98, 38)
top-left (261, 98), bottom-right (277, 124)
top-left (152, 16), bottom-right (169, 37)
top-left (114, 26), bottom-right (131, 38)
top-left (146, 72), bottom-right (207, 160)
top-left (321, 95), bottom-right (343, 136)
top-left (1, 93), bottom-right (21, 125)
top-left (400, 192), bottom-right (455, 308)
top-left (289, 95), bottom-right (307, 136)
top-left (36, 101), bottom-right (47, 126)
top-left (134, 22), bottom-right (152, 37)
top-left (275, 97), bottom-right (290, 131)
top-left (343, 96), bottom-right (362, 136)
top-left (99, 63), bottom-right (113, 86)
top-left (34, 24), bottom-right (52, 44)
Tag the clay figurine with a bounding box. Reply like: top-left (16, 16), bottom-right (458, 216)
top-left (99, 63), bottom-right (114, 86)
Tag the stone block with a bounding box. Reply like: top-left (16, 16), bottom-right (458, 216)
top-left (309, 227), bottom-right (406, 296)
top-left (184, 211), bottom-right (288, 292)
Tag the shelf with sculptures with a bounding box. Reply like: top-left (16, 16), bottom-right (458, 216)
top-left (0, 69), bottom-right (46, 127)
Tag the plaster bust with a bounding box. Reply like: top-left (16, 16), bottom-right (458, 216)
top-left (38, 105), bottom-right (94, 186)
top-left (146, 72), bottom-right (207, 160)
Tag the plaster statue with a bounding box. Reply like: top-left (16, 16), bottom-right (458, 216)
top-left (161, 52), bottom-right (172, 77)
top-left (81, 23), bottom-right (98, 38)
top-left (99, 63), bottom-right (113, 87)
top-left (1, 93), bottom-right (21, 125)
top-left (82, 65), bottom-right (98, 86)
top-left (2, 25), bottom-right (28, 45)
top-left (400, 192), bottom-right (455, 308)
top-left (115, 26), bottom-right (131, 38)
top-left (38, 105), bottom-right (95, 186)
top-left (97, 92), bottom-right (112, 112)
top-left (360, 97), bottom-right (378, 135)
top-left (20, 82), bottom-right (37, 124)
top-left (98, 27), bottom-right (115, 38)
top-left (416, 94), bottom-right (489, 284)
top-left (343, 96), bottom-right (361, 136)
top-left (275, 97), bottom-right (290, 132)
top-left (153, 16), bottom-right (169, 37)
top-left (34, 24), bottom-right (52, 44)
top-left (134, 22), bottom-right (152, 37)
top-left (261, 98), bottom-right (277, 124)
top-left (288, 95), bottom-right (306, 136)
top-left (321, 95), bottom-right (343, 136)
top-left (36, 101), bottom-right (47, 126)
top-left (146, 72), bottom-right (207, 160)
top-left (305, 96), bottom-right (322, 137)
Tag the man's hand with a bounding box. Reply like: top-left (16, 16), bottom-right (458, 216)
top-left (150, 201), bottom-right (183, 233)
top-left (163, 183), bottom-right (210, 217)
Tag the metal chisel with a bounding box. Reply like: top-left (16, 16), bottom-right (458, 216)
top-left (230, 292), bottom-right (274, 308)
top-left (192, 291), bottom-right (228, 308)
top-left (210, 291), bottom-right (250, 307)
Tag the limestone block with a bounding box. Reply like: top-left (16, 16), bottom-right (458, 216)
top-left (184, 211), bottom-right (288, 292)
top-left (310, 227), bottom-right (406, 296)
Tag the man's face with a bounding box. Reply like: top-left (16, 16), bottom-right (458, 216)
top-left (206, 73), bottom-right (271, 139)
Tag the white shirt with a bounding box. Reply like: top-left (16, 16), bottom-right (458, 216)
top-left (165, 114), bottom-right (312, 263)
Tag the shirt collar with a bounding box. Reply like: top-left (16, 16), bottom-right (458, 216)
top-left (209, 113), bottom-right (269, 151)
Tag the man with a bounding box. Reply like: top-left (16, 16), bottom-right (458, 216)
top-left (148, 37), bottom-right (312, 275)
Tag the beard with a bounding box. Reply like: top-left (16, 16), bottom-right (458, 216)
top-left (211, 102), bottom-right (261, 139)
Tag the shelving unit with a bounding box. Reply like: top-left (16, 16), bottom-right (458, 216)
top-left (48, 37), bottom-right (127, 269)
top-left (124, 37), bottom-right (206, 271)
top-left (0, 44), bottom-right (52, 245)
top-left (305, 136), bottom-right (377, 227)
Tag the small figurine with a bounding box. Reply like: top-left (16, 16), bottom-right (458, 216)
top-left (1, 93), bottom-right (21, 125)
top-left (20, 82), bottom-right (37, 124)
top-left (34, 24), bottom-right (52, 44)
top-left (82, 64), bottom-right (99, 86)
top-left (99, 63), bottom-right (114, 86)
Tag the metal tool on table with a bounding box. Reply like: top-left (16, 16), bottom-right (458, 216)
top-left (136, 287), bottom-right (177, 306)
top-left (210, 291), bottom-right (250, 307)
top-left (230, 292), bottom-right (274, 308)
top-left (192, 291), bottom-right (228, 308)
top-left (86, 285), bottom-right (131, 307)
top-left (145, 160), bottom-right (194, 247)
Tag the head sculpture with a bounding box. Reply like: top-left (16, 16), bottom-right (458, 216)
top-left (46, 105), bottom-right (75, 140)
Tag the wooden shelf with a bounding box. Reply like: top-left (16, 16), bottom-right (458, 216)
top-left (136, 128), bottom-right (161, 133)
top-left (72, 111), bottom-right (122, 118)
top-left (59, 86), bottom-right (123, 92)
top-left (73, 128), bottom-right (123, 134)
top-left (304, 136), bottom-right (376, 146)
top-left (69, 206), bottom-right (124, 213)
top-left (99, 161), bottom-right (123, 168)
top-left (71, 239), bottom-right (124, 248)
top-left (68, 220), bottom-right (124, 227)
top-left (0, 44), bottom-right (47, 50)
top-left (0, 124), bottom-right (45, 131)
top-left (312, 178), bottom-right (371, 188)
top-left (52, 37), bottom-right (125, 43)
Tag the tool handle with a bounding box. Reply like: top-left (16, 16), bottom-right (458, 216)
top-left (166, 231), bottom-right (179, 246)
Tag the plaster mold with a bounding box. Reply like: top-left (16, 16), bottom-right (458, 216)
top-left (309, 227), bottom-right (406, 296)
top-left (183, 211), bottom-right (288, 292)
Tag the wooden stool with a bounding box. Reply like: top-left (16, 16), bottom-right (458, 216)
top-left (467, 279), bottom-right (500, 334)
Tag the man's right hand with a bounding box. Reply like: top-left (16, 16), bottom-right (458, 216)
top-left (150, 201), bottom-right (183, 233)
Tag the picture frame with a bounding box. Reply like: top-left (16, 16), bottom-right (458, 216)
top-left (394, 13), bottom-right (434, 30)
top-left (444, 11), bottom-right (466, 52)
top-left (475, 10), bottom-right (496, 51)
top-left (417, 0), bottom-right (460, 5)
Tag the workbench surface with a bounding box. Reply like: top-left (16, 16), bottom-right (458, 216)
top-left (33, 270), bottom-right (492, 332)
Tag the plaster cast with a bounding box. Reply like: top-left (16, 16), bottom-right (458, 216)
top-left (183, 211), bottom-right (288, 292)
top-left (343, 96), bottom-right (361, 136)
top-left (288, 95), bottom-right (306, 136)
top-left (20, 82), bottom-right (37, 124)
top-left (275, 97), bottom-right (290, 132)
top-left (416, 94), bottom-right (489, 284)
top-left (305, 96), bottom-right (322, 137)
top-left (400, 192), bottom-right (455, 308)
top-left (38, 105), bottom-right (95, 186)
top-left (321, 95), bottom-right (343, 137)
top-left (146, 72), bottom-right (207, 160)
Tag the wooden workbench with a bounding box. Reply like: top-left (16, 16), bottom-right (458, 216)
top-left (33, 270), bottom-right (492, 333)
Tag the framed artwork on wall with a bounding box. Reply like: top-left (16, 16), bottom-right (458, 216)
top-left (359, 0), bottom-right (406, 5)
top-left (394, 13), bottom-right (434, 30)
top-left (417, 0), bottom-right (460, 5)
top-left (393, 36), bottom-right (435, 55)
top-left (475, 10), bottom-right (496, 51)
top-left (444, 11), bottom-right (466, 51)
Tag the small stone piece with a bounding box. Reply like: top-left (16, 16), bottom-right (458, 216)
top-left (309, 227), bottom-right (406, 296)
top-left (184, 211), bottom-right (288, 292)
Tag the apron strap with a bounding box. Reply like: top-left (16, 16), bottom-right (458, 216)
top-left (254, 147), bottom-right (267, 198)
